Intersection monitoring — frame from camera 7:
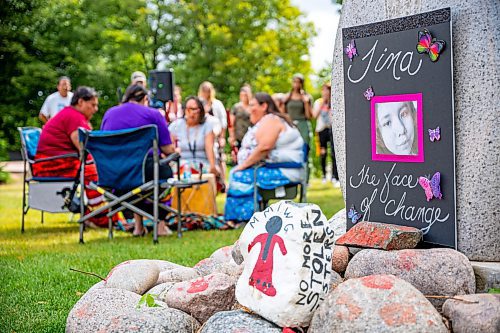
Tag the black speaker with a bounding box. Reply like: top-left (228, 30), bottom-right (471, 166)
top-left (149, 69), bottom-right (174, 102)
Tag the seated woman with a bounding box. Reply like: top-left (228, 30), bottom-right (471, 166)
top-left (33, 86), bottom-right (121, 227)
top-left (101, 84), bottom-right (176, 236)
top-left (224, 92), bottom-right (305, 222)
top-left (169, 96), bottom-right (218, 177)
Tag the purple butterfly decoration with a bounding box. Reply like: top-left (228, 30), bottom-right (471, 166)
top-left (364, 86), bottom-right (374, 100)
top-left (418, 172), bottom-right (443, 202)
top-left (344, 40), bottom-right (358, 61)
top-left (428, 126), bottom-right (441, 142)
top-left (347, 205), bottom-right (362, 224)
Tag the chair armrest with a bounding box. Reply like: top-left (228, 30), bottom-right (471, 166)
top-left (163, 178), bottom-right (208, 189)
top-left (32, 153), bottom-right (79, 163)
top-left (263, 162), bottom-right (303, 169)
top-left (159, 152), bottom-right (180, 166)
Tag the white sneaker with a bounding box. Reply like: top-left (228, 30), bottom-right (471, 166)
top-left (322, 177), bottom-right (327, 184)
top-left (332, 178), bottom-right (341, 188)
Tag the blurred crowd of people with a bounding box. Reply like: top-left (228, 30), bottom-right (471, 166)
top-left (35, 71), bottom-right (339, 232)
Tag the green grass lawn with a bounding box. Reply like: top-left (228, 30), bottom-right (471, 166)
top-left (0, 175), bottom-right (344, 332)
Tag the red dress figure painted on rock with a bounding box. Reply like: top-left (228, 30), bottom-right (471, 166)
top-left (248, 216), bottom-right (287, 297)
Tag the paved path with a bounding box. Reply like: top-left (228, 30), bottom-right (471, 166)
top-left (0, 161), bottom-right (24, 173)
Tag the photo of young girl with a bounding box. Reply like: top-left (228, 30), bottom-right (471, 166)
top-left (375, 100), bottom-right (418, 156)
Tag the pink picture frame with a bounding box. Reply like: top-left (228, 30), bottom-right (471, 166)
top-left (371, 93), bottom-right (424, 163)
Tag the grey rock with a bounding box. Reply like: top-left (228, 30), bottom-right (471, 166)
top-left (86, 281), bottom-right (105, 293)
top-left (332, 245), bottom-right (350, 274)
top-left (147, 259), bottom-right (184, 272)
top-left (232, 240), bottom-right (244, 265)
top-left (344, 248), bottom-right (476, 311)
top-left (328, 208), bottom-right (347, 242)
top-left (348, 246), bottom-right (363, 256)
top-left (166, 272), bottom-right (236, 323)
top-left (193, 257), bottom-right (243, 279)
top-left (216, 262), bottom-right (243, 279)
top-left (98, 306), bottom-right (200, 333)
top-left (156, 266), bottom-right (200, 285)
top-left (147, 282), bottom-right (175, 299)
top-left (329, 270), bottom-right (344, 292)
top-left (66, 288), bottom-right (141, 333)
top-left (471, 261), bottom-right (500, 293)
top-left (309, 274), bottom-right (447, 333)
top-left (209, 245), bottom-right (234, 264)
top-left (331, 0), bottom-right (500, 261)
top-left (201, 310), bottom-right (281, 333)
top-left (193, 257), bottom-right (219, 276)
top-left (104, 260), bottom-right (160, 295)
top-left (442, 293), bottom-right (500, 333)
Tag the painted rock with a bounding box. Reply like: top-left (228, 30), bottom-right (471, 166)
top-left (443, 294), bottom-right (500, 333)
top-left (236, 201), bottom-right (335, 327)
top-left (165, 272), bottom-right (235, 323)
top-left (97, 307), bottom-right (200, 333)
top-left (66, 288), bottom-right (141, 332)
top-left (201, 310), bottom-right (281, 333)
top-left (104, 260), bottom-right (160, 295)
top-left (344, 248), bottom-right (475, 310)
top-left (309, 274), bottom-right (447, 332)
top-left (335, 221), bottom-right (422, 250)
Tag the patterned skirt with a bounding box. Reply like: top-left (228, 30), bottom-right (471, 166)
top-left (223, 167), bottom-right (292, 222)
top-left (32, 154), bottom-right (124, 227)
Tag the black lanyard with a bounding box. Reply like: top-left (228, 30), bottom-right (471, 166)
top-left (187, 125), bottom-right (199, 160)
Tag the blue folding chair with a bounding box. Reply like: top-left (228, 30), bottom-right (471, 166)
top-left (77, 125), bottom-right (205, 244)
top-left (18, 127), bottom-right (77, 232)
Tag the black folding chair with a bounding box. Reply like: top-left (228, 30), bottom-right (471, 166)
top-left (77, 125), bottom-right (206, 244)
top-left (253, 161), bottom-right (306, 212)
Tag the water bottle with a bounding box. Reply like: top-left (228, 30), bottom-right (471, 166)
top-left (183, 162), bottom-right (191, 180)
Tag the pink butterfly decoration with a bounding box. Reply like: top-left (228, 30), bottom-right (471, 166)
top-left (428, 126), bottom-right (441, 142)
top-left (418, 172), bottom-right (443, 202)
top-left (344, 40), bottom-right (358, 61)
top-left (364, 86), bottom-right (374, 100)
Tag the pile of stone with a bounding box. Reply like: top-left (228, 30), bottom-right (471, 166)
top-left (67, 202), bottom-right (500, 333)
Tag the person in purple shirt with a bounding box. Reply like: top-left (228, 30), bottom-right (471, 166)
top-left (101, 84), bottom-right (175, 237)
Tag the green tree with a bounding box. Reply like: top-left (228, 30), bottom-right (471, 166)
top-left (161, 0), bottom-right (316, 106)
top-left (0, 0), bottom-right (151, 151)
top-left (0, 0), bottom-right (316, 152)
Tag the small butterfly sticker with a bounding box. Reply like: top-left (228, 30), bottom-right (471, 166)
top-left (418, 172), bottom-right (443, 202)
top-left (416, 29), bottom-right (445, 62)
top-left (347, 205), bottom-right (363, 224)
top-left (363, 86), bottom-right (374, 100)
top-left (428, 127), bottom-right (441, 142)
top-left (344, 39), bottom-right (358, 61)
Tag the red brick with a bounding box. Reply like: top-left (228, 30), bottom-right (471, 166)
top-left (335, 221), bottom-right (422, 250)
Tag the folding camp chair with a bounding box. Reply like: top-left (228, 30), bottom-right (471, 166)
top-left (77, 125), bottom-right (206, 244)
top-left (18, 127), bottom-right (77, 232)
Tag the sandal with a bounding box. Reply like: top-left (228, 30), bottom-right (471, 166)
top-left (132, 228), bottom-right (147, 237)
top-left (157, 225), bottom-right (173, 236)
